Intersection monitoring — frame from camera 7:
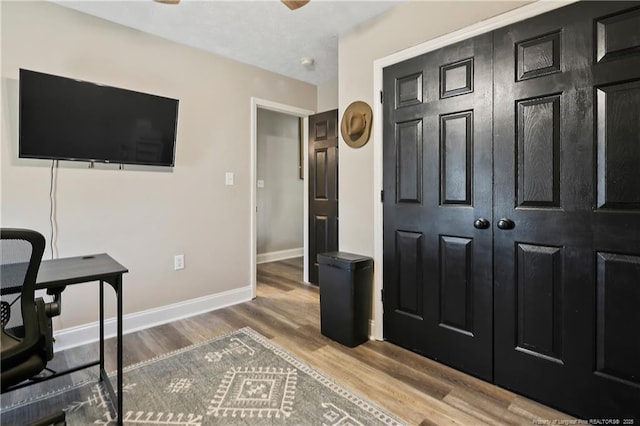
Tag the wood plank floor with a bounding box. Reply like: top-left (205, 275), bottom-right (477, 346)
top-left (5, 258), bottom-right (573, 424)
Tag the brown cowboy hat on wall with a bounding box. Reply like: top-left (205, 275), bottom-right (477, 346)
top-left (341, 101), bottom-right (372, 148)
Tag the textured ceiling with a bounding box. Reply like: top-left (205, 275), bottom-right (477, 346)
top-left (54, 0), bottom-right (402, 86)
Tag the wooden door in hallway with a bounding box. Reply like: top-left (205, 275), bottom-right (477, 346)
top-left (308, 110), bottom-right (338, 285)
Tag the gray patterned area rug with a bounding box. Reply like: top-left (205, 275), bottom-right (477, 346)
top-left (1, 327), bottom-right (406, 425)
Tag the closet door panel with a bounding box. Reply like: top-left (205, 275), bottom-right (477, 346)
top-left (381, 0), bottom-right (640, 420)
top-left (494, 1), bottom-right (640, 419)
top-left (383, 32), bottom-right (494, 381)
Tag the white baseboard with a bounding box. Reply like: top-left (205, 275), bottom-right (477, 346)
top-left (369, 319), bottom-right (378, 341)
top-left (256, 247), bottom-right (303, 264)
top-left (53, 286), bottom-right (253, 352)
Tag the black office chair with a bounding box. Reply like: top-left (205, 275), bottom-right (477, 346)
top-left (1, 228), bottom-right (66, 425)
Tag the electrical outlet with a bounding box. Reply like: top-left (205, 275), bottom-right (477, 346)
top-left (174, 254), bottom-right (185, 270)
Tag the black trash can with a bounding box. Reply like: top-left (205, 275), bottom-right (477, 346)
top-left (317, 251), bottom-right (373, 347)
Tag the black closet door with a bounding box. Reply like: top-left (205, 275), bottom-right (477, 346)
top-left (382, 33), bottom-right (494, 381)
top-left (493, 1), bottom-right (640, 419)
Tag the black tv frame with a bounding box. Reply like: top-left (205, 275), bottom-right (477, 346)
top-left (19, 69), bottom-right (179, 167)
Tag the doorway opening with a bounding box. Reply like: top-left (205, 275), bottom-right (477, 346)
top-left (250, 98), bottom-right (314, 298)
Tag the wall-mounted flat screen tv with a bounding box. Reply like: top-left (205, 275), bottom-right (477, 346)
top-left (19, 69), bottom-right (179, 167)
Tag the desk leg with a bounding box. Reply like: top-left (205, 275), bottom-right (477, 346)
top-left (99, 280), bottom-right (105, 375)
top-left (99, 278), bottom-right (124, 425)
top-left (116, 275), bottom-right (123, 426)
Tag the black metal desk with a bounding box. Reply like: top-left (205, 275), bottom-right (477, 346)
top-left (36, 253), bottom-right (127, 425)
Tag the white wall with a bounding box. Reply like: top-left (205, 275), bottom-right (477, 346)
top-left (317, 78), bottom-right (338, 113)
top-left (1, 2), bottom-right (316, 332)
top-left (256, 109), bottom-right (303, 256)
top-left (337, 1), bottom-right (529, 256)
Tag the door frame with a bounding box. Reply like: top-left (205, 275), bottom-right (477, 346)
top-left (370, 0), bottom-right (576, 340)
top-left (250, 98), bottom-right (315, 298)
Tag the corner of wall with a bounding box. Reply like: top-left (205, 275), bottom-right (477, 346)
top-left (316, 78), bottom-right (338, 113)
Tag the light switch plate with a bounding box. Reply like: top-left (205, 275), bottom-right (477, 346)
top-left (225, 172), bottom-right (234, 186)
top-left (257, 180), bottom-right (264, 188)
top-left (174, 254), bottom-right (185, 270)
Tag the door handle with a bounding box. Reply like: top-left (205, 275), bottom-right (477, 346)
top-left (473, 218), bottom-right (490, 229)
top-left (497, 218), bottom-right (515, 230)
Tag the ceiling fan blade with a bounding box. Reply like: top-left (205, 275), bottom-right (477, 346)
top-left (281, 0), bottom-right (310, 10)
top-left (154, 0), bottom-right (180, 4)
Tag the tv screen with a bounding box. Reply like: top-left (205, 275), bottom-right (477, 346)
top-left (19, 69), bottom-right (179, 167)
